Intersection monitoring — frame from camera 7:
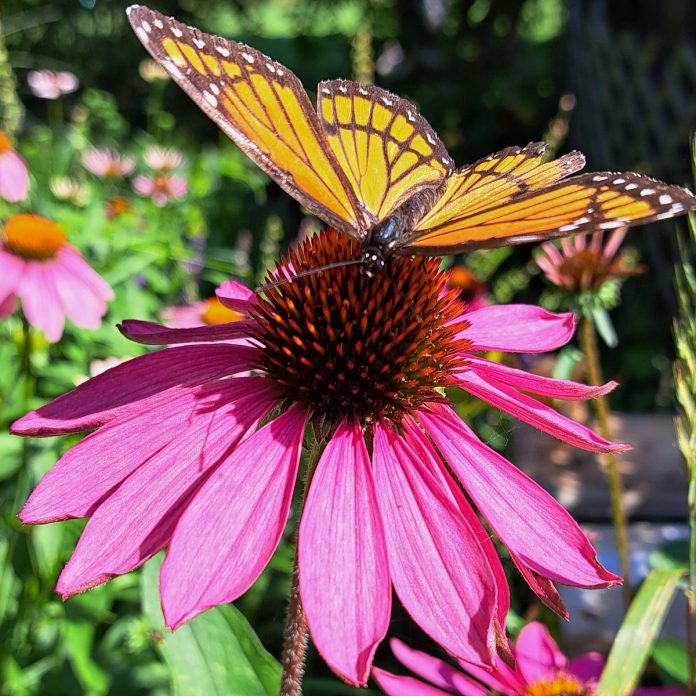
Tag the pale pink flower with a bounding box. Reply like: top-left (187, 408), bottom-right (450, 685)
top-left (536, 227), bottom-right (643, 293)
top-left (133, 173), bottom-right (187, 206)
top-left (75, 357), bottom-right (128, 385)
top-left (162, 297), bottom-right (243, 327)
top-left (1, 215), bottom-right (113, 342)
top-left (13, 231), bottom-right (623, 685)
top-left (27, 70), bottom-right (79, 99)
top-left (143, 146), bottom-right (184, 172)
top-left (81, 149), bottom-right (135, 179)
top-left (0, 132), bottom-right (30, 202)
top-left (374, 624), bottom-right (685, 696)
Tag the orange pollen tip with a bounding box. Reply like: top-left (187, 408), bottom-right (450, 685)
top-left (201, 297), bottom-right (243, 325)
top-left (3, 214), bottom-right (67, 261)
top-left (251, 230), bottom-right (470, 425)
top-left (0, 132), bottom-right (12, 154)
top-left (524, 674), bottom-right (592, 696)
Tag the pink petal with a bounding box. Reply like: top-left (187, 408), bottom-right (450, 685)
top-left (118, 318), bottom-right (254, 345)
top-left (372, 668), bottom-right (457, 696)
top-left (51, 262), bottom-right (107, 331)
top-left (455, 305), bottom-right (575, 353)
top-left (216, 279), bottom-right (258, 312)
top-left (0, 150), bottom-right (30, 202)
top-left (57, 247), bottom-right (114, 302)
top-left (56, 379), bottom-right (277, 597)
top-left (160, 404), bottom-right (308, 629)
top-left (0, 250), bottom-right (25, 305)
top-left (509, 557), bottom-right (568, 618)
top-left (457, 371), bottom-right (629, 453)
top-left (567, 652), bottom-right (604, 684)
top-left (419, 405), bottom-right (621, 590)
top-left (372, 423), bottom-right (498, 667)
top-left (19, 261), bottom-right (65, 342)
top-left (389, 639), bottom-right (490, 696)
top-left (0, 293), bottom-right (17, 319)
top-left (12, 343), bottom-right (257, 436)
top-left (513, 622), bottom-right (566, 684)
top-left (298, 418), bottom-right (390, 686)
top-left (464, 356), bottom-right (617, 401)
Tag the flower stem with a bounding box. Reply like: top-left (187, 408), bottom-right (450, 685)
top-left (578, 315), bottom-right (633, 606)
top-left (280, 433), bottom-right (324, 696)
top-left (688, 453), bottom-right (696, 694)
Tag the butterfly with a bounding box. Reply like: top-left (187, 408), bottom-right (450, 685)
top-left (127, 5), bottom-right (696, 278)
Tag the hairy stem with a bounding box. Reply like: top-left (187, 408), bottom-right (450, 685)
top-left (579, 315), bottom-right (633, 606)
top-left (280, 434), bottom-right (324, 696)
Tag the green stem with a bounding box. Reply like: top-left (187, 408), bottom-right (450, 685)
top-left (14, 318), bottom-right (34, 512)
top-left (280, 432), bottom-right (325, 696)
top-left (688, 455), bottom-right (696, 694)
top-left (578, 315), bottom-right (633, 607)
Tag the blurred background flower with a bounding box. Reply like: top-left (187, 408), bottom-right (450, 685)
top-left (27, 69), bottom-right (79, 99)
top-left (133, 172), bottom-right (187, 206)
top-left (0, 131), bottom-right (29, 202)
top-left (81, 148), bottom-right (135, 178)
top-left (143, 145), bottom-right (183, 172)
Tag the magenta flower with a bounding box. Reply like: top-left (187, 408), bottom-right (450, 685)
top-left (0, 132), bottom-right (30, 202)
top-left (1, 214), bottom-right (113, 342)
top-left (133, 173), bottom-right (187, 206)
top-left (13, 231), bottom-right (622, 685)
top-left (374, 625), bottom-right (685, 696)
top-left (27, 70), bottom-right (79, 99)
top-left (143, 145), bottom-right (184, 172)
top-left (81, 149), bottom-right (135, 179)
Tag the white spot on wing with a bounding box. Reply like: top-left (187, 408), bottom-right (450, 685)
top-left (172, 27), bottom-right (183, 37)
top-left (276, 68), bottom-right (284, 76)
top-left (358, 87), bottom-right (368, 95)
top-left (338, 85), bottom-right (348, 93)
top-left (656, 211), bottom-right (674, 220)
top-left (266, 62), bottom-right (276, 73)
top-left (382, 97), bottom-right (393, 106)
top-left (575, 216), bottom-right (590, 224)
top-left (559, 224), bottom-right (578, 232)
top-left (215, 45), bottom-right (230, 57)
top-left (203, 91), bottom-right (217, 107)
top-left (241, 52), bottom-right (254, 63)
top-left (193, 38), bottom-right (205, 49)
top-left (592, 175), bottom-right (608, 182)
top-left (613, 178), bottom-right (625, 185)
top-left (209, 83), bottom-right (220, 95)
top-left (136, 27), bottom-right (149, 44)
top-left (640, 188), bottom-right (656, 197)
top-left (407, 110), bottom-right (415, 122)
top-left (426, 133), bottom-right (435, 144)
top-left (625, 183), bottom-right (638, 190)
top-left (163, 60), bottom-right (183, 79)
top-left (142, 20), bottom-right (151, 33)
top-left (599, 221), bottom-right (620, 229)
top-left (321, 88), bottom-right (330, 95)
top-left (659, 194), bottom-right (672, 205)
top-left (154, 19), bottom-right (164, 29)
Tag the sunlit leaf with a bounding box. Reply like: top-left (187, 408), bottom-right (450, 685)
top-left (596, 568), bottom-right (684, 696)
top-left (652, 640), bottom-right (689, 685)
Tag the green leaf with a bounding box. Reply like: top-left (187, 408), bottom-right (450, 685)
top-left (141, 554), bottom-right (281, 696)
top-left (592, 306), bottom-right (618, 348)
top-left (652, 640), bottom-right (689, 685)
top-left (62, 619), bottom-right (110, 695)
top-left (650, 540), bottom-right (689, 571)
top-left (596, 568), bottom-right (684, 696)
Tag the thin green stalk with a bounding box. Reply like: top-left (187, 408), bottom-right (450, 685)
top-left (689, 462), bottom-right (696, 694)
top-left (13, 317), bottom-right (34, 512)
top-left (280, 432), bottom-right (325, 696)
top-left (0, 16), bottom-right (24, 136)
top-left (579, 315), bottom-right (633, 607)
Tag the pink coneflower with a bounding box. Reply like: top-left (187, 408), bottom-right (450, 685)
top-left (162, 297), bottom-right (243, 328)
top-left (81, 149), bottom-right (135, 179)
top-left (536, 228), bottom-right (643, 293)
top-left (13, 231), bottom-right (623, 685)
top-left (0, 214), bottom-right (113, 342)
top-left (374, 624), bottom-right (685, 696)
top-left (143, 145), bottom-right (184, 172)
top-left (0, 132), bottom-right (30, 203)
top-left (27, 70), bottom-right (79, 100)
top-left (133, 173), bottom-right (187, 206)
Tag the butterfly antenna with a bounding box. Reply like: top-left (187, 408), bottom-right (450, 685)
top-left (255, 258), bottom-right (363, 295)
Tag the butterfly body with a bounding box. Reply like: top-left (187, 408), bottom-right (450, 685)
top-left (126, 5), bottom-right (696, 273)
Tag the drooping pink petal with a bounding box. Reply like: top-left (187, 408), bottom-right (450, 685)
top-left (401, 418), bottom-right (510, 633)
top-left (454, 305), bottom-right (575, 353)
top-left (0, 250), bottom-right (25, 305)
top-left (0, 150), bottom-right (30, 202)
top-left (389, 639), bottom-right (491, 696)
top-left (12, 343), bottom-right (257, 436)
top-left (0, 293), bottom-right (17, 319)
top-left (567, 652), bottom-right (604, 684)
top-left (118, 318), bottom-right (255, 345)
top-left (372, 423), bottom-right (498, 667)
top-left (160, 404), bottom-right (308, 629)
top-left (56, 378), bottom-right (277, 598)
top-left (464, 356), bottom-right (617, 401)
top-left (19, 261), bottom-right (65, 342)
top-left (419, 405), bottom-right (621, 590)
top-left (216, 279), bottom-right (258, 312)
top-left (56, 247), bottom-right (114, 302)
top-left (509, 556), bottom-right (568, 618)
top-left (457, 371), bottom-right (629, 453)
top-left (298, 418), bottom-right (390, 687)
top-left (513, 622), bottom-right (566, 684)
top-left (372, 668), bottom-right (455, 696)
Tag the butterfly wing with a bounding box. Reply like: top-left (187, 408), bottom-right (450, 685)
top-left (127, 5), bottom-right (367, 235)
top-left (316, 80), bottom-right (454, 226)
top-left (403, 149), bottom-right (696, 253)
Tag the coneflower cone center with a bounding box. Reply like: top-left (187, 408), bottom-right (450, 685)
top-left (523, 675), bottom-right (593, 696)
top-left (0, 132), bottom-right (12, 154)
top-left (251, 230), bottom-right (469, 425)
top-left (3, 214), bottom-right (67, 261)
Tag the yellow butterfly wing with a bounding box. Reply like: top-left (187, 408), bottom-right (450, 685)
top-left (406, 148), bottom-right (696, 253)
top-left (316, 80), bottom-right (454, 225)
top-left (127, 5), bottom-right (367, 235)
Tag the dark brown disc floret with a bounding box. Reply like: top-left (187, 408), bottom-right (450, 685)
top-left (250, 230), bottom-right (470, 425)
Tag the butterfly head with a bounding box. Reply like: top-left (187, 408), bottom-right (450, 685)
top-left (358, 247), bottom-right (386, 278)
